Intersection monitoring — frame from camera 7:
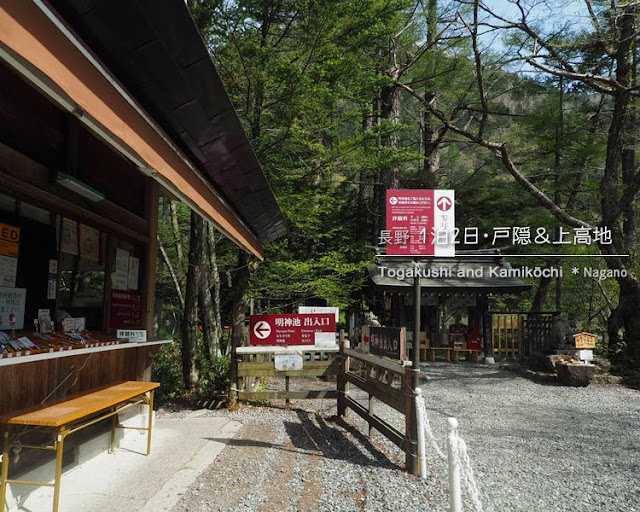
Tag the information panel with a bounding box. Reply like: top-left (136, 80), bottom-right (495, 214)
top-left (250, 314), bottom-right (335, 346)
top-left (385, 189), bottom-right (455, 257)
top-left (109, 290), bottom-right (142, 329)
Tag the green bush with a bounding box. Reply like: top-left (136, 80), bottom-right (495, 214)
top-left (152, 342), bottom-right (185, 399)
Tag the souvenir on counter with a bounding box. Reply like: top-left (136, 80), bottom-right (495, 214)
top-left (37, 309), bottom-right (54, 334)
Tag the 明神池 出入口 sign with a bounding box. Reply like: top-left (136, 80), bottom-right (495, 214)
top-left (249, 313), bottom-right (335, 346)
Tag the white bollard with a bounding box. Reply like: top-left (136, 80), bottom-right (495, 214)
top-left (415, 387), bottom-right (427, 480)
top-left (447, 417), bottom-right (462, 512)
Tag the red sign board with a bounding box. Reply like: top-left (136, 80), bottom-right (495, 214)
top-left (249, 314), bottom-right (336, 346)
top-left (385, 189), bottom-right (455, 257)
top-left (109, 290), bottom-right (142, 329)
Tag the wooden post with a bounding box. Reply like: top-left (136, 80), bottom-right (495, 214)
top-left (402, 363), bottom-right (418, 476)
top-left (143, 178), bottom-right (159, 337)
top-left (368, 393), bottom-right (375, 436)
top-left (337, 330), bottom-right (349, 417)
top-left (285, 376), bottom-right (291, 409)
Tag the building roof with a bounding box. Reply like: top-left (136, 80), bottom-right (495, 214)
top-left (371, 252), bottom-right (532, 294)
top-left (49, 0), bottom-right (287, 245)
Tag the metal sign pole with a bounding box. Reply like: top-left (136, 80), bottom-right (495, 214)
top-left (413, 259), bottom-right (421, 391)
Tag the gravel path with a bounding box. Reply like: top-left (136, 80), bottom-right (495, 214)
top-left (169, 363), bottom-right (639, 512)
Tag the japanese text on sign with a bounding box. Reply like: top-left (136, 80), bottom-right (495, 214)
top-left (385, 190), bottom-right (455, 257)
top-left (250, 314), bottom-right (336, 346)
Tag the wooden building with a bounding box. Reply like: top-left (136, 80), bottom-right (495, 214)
top-left (369, 252), bottom-right (531, 360)
top-left (0, 0), bottom-right (285, 483)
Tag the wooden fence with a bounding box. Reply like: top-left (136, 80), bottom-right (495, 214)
top-left (234, 345), bottom-right (340, 402)
top-left (490, 312), bottom-right (558, 358)
top-left (491, 314), bottom-right (523, 357)
top-left (337, 335), bottom-right (419, 476)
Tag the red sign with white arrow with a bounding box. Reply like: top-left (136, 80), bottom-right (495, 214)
top-left (249, 314), bottom-right (336, 346)
top-left (385, 189), bottom-right (455, 257)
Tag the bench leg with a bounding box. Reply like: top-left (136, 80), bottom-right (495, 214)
top-left (1, 431), bottom-right (9, 511)
top-left (147, 390), bottom-right (154, 456)
top-left (53, 429), bottom-right (66, 512)
top-left (110, 409), bottom-right (117, 454)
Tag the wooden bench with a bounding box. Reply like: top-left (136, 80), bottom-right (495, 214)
top-left (0, 381), bottom-right (159, 512)
top-left (451, 349), bottom-right (484, 362)
top-left (426, 348), bottom-right (484, 362)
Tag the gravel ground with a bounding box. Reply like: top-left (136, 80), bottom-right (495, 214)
top-left (167, 363), bottom-right (639, 512)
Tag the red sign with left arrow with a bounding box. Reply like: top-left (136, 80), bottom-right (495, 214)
top-left (249, 314), bottom-right (336, 346)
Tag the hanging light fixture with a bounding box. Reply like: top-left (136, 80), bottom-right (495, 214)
top-left (56, 173), bottom-right (105, 202)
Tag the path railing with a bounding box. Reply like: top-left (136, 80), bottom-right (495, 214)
top-left (235, 344), bottom-right (340, 404)
top-left (337, 334), bottom-right (419, 476)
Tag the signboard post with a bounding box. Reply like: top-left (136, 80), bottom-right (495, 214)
top-left (369, 326), bottom-right (405, 361)
top-left (249, 313), bottom-right (336, 346)
top-left (385, 189), bottom-right (455, 257)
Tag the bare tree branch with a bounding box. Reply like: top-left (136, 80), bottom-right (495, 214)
top-left (396, 81), bottom-right (591, 229)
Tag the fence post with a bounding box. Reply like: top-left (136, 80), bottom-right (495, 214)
top-left (447, 417), bottom-right (462, 512)
top-left (402, 362), bottom-right (418, 476)
top-left (415, 387), bottom-right (427, 479)
top-left (337, 330), bottom-right (350, 417)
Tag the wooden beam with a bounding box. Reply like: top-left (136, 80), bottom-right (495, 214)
top-left (0, 170), bottom-right (149, 244)
top-left (343, 396), bottom-right (405, 449)
top-left (344, 372), bottom-right (404, 413)
top-left (238, 390), bottom-right (338, 401)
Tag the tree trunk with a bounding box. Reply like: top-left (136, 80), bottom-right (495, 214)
top-left (207, 224), bottom-right (223, 353)
top-left (170, 202), bottom-right (186, 289)
top-left (228, 249), bottom-right (251, 407)
top-left (181, 211), bottom-right (204, 389)
top-left (530, 275), bottom-right (552, 312)
top-left (198, 255), bottom-right (218, 360)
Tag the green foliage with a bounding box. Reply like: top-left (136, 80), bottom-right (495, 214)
top-left (196, 356), bottom-right (231, 398)
top-left (151, 342), bottom-right (184, 400)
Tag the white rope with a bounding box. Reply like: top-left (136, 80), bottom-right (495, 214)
top-left (454, 433), bottom-right (484, 512)
top-left (417, 395), bottom-right (484, 512)
top-left (416, 396), bottom-right (447, 460)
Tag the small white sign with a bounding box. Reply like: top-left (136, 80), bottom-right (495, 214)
top-left (299, 306), bottom-right (339, 323)
top-left (314, 332), bottom-right (336, 347)
top-left (116, 329), bottom-right (147, 343)
top-left (274, 352), bottom-right (303, 371)
top-left (62, 317), bottom-right (87, 332)
top-left (579, 349), bottom-right (594, 362)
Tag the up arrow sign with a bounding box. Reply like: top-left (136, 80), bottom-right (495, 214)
top-left (436, 196), bottom-right (452, 211)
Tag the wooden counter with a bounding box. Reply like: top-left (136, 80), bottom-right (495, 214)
top-left (0, 341), bottom-right (171, 415)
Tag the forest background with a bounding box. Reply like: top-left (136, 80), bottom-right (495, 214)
top-left (151, 0), bottom-right (640, 397)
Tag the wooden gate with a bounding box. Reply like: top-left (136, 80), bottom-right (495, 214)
top-left (337, 336), bottom-right (419, 476)
top-left (491, 314), bottom-right (523, 357)
top-left (234, 345), bottom-right (340, 402)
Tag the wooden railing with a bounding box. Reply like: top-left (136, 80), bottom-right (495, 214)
top-left (234, 345), bottom-right (340, 403)
top-left (337, 334), bottom-right (419, 476)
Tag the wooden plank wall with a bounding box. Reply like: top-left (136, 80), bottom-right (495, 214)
top-left (0, 346), bottom-right (160, 414)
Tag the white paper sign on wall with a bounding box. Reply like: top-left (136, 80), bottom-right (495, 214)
top-left (274, 352), bottom-right (303, 371)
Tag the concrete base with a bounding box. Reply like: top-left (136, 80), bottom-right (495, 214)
top-left (4, 410), bottom-right (241, 512)
top-left (483, 356), bottom-right (495, 365)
